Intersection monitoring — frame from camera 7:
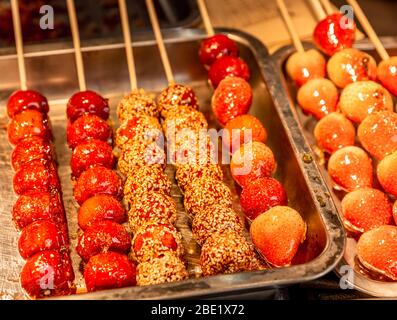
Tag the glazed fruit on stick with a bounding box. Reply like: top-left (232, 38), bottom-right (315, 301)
top-left (7, 0), bottom-right (74, 299)
top-left (65, 0), bottom-right (136, 293)
top-left (347, 0), bottom-right (397, 96)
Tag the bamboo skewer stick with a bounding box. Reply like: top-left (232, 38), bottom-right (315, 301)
top-left (319, 0), bottom-right (334, 15)
top-left (66, 0), bottom-right (87, 91)
top-left (346, 0), bottom-right (389, 61)
top-left (146, 0), bottom-right (175, 85)
top-left (277, 0), bottom-right (305, 53)
top-left (196, 0), bottom-right (215, 37)
top-left (10, 0), bottom-right (27, 90)
top-left (119, 0), bottom-right (138, 91)
top-left (307, 0), bottom-right (327, 21)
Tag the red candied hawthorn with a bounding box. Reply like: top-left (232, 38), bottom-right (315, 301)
top-left (314, 113), bottom-right (355, 154)
top-left (341, 188), bottom-right (393, 234)
top-left (327, 48), bottom-right (377, 88)
top-left (199, 34), bottom-right (239, 67)
top-left (208, 56), bottom-right (250, 88)
top-left (157, 84), bottom-right (199, 118)
top-left (67, 114), bottom-right (112, 149)
top-left (313, 13), bottom-right (356, 56)
top-left (377, 151), bottom-right (397, 197)
top-left (240, 177), bottom-right (288, 221)
top-left (66, 90), bottom-right (109, 123)
top-left (212, 77), bottom-right (252, 126)
top-left (327, 146), bottom-right (373, 192)
top-left (222, 114), bottom-right (267, 153)
top-left (131, 223), bottom-right (184, 263)
top-left (357, 225), bottom-right (397, 281)
top-left (377, 56), bottom-right (397, 97)
top-left (394, 201), bottom-right (397, 225)
top-left (18, 220), bottom-right (65, 260)
top-left (285, 49), bottom-right (326, 86)
top-left (78, 195), bottom-right (127, 231)
top-left (358, 111), bottom-right (397, 160)
top-left (20, 251), bottom-right (75, 298)
top-left (230, 141), bottom-right (276, 188)
top-left (7, 89), bottom-right (49, 118)
top-left (12, 192), bottom-right (65, 230)
top-left (70, 139), bottom-right (115, 178)
top-left (76, 220), bottom-right (131, 262)
top-left (11, 137), bottom-right (54, 171)
top-left (73, 166), bottom-right (123, 205)
top-left (7, 109), bottom-right (52, 145)
top-left (250, 206), bottom-right (306, 267)
top-left (297, 78), bottom-right (339, 119)
top-left (13, 159), bottom-right (61, 195)
top-left (84, 252), bottom-right (136, 292)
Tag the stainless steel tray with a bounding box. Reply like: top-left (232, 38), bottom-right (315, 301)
top-left (0, 28), bottom-right (345, 300)
top-left (272, 37), bottom-right (397, 298)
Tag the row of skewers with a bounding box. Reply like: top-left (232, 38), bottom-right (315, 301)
top-left (280, 0), bottom-right (397, 281)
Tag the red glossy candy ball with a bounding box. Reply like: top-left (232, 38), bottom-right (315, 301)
top-left (84, 252), bottom-right (136, 292)
top-left (358, 111), bottom-right (397, 160)
top-left (18, 220), bottom-right (65, 260)
top-left (377, 151), bottom-right (397, 198)
top-left (377, 56), bottom-right (397, 97)
top-left (20, 251), bottom-right (74, 298)
top-left (313, 13), bottom-right (356, 56)
top-left (212, 77), bottom-right (252, 126)
top-left (393, 201), bottom-right (397, 225)
top-left (73, 166), bottom-right (123, 205)
top-left (67, 114), bottom-right (112, 149)
top-left (76, 220), bottom-right (131, 261)
top-left (208, 56), bottom-right (250, 88)
top-left (222, 114), bottom-right (267, 153)
top-left (11, 137), bottom-right (54, 171)
top-left (70, 139), bottom-right (115, 178)
top-left (78, 195), bottom-right (127, 230)
top-left (341, 188), bottom-right (393, 234)
top-left (297, 78), bottom-right (339, 119)
top-left (12, 192), bottom-right (65, 230)
top-left (7, 110), bottom-right (52, 145)
top-left (285, 49), bottom-right (326, 86)
top-left (314, 113), bottom-right (355, 154)
top-left (13, 160), bottom-right (61, 195)
top-left (328, 146), bottom-right (373, 192)
top-left (250, 206), bottom-right (306, 267)
top-left (199, 34), bottom-right (239, 67)
top-left (230, 141), bottom-right (276, 188)
top-left (67, 90), bottom-right (109, 123)
top-left (240, 177), bottom-right (288, 221)
top-left (7, 89), bottom-right (49, 118)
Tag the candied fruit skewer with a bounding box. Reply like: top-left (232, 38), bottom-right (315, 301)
top-left (277, 0), bottom-right (326, 87)
top-left (347, 0), bottom-right (397, 96)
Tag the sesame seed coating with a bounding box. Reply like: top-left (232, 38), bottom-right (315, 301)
top-left (117, 141), bottom-right (166, 177)
top-left (162, 106), bottom-right (208, 140)
top-left (128, 191), bottom-right (177, 233)
top-left (123, 166), bottom-right (171, 204)
top-left (200, 229), bottom-right (261, 276)
top-left (157, 84), bottom-right (199, 118)
top-left (192, 205), bottom-right (244, 246)
top-left (184, 178), bottom-right (233, 217)
top-left (117, 89), bottom-right (159, 122)
top-left (176, 162), bottom-right (223, 192)
top-left (136, 252), bottom-right (188, 286)
top-left (131, 222), bottom-right (184, 264)
top-left (115, 115), bottom-right (162, 150)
